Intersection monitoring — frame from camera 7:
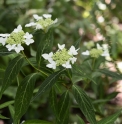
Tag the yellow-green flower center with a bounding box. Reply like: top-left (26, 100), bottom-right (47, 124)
top-left (37, 18), bottom-right (54, 30)
top-left (86, 41), bottom-right (94, 49)
top-left (90, 48), bottom-right (103, 58)
top-left (52, 48), bottom-right (72, 66)
top-left (6, 31), bottom-right (25, 45)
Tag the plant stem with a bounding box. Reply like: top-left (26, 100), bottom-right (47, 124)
top-left (21, 51), bottom-right (48, 76)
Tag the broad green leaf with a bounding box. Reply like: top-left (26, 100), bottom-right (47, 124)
top-left (31, 69), bottom-right (65, 102)
top-left (0, 46), bottom-right (14, 56)
top-left (97, 110), bottom-right (121, 124)
top-left (72, 85), bottom-right (97, 124)
top-left (57, 90), bottom-right (70, 124)
top-left (14, 73), bottom-right (39, 124)
top-left (0, 100), bottom-right (14, 109)
top-left (49, 87), bottom-right (58, 119)
top-left (72, 65), bottom-right (96, 84)
top-left (8, 105), bottom-right (14, 119)
top-left (97, 69), bottom-right (122, 80)
top-left (0, 55), bottom-right (25, 98)
top-left (0, 114), bottom-right (9, 119)
top-left (36, 30), bottom-right (53, 66)
top-left (23, 120), bottom-right (52, 124)
top-left (77, 115), bottom-right (85, 124)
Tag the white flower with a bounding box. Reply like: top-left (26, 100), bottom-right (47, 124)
top-left (24, 39), bottom-right (34, 46)
top-left (46, 60), bottom-right (56, 69)
top-left (68, 46), bottom-right (79, 55)
top-left (82, 50), bottom-right (90, 55)
top-left (33, 14), bottom-right (42, 21)
top-left (35, 24), bottom-right (43, 30)
top-left (42, 52), bottom-right (53, 61)
top-left (6, 44), bottom-right (16, 51)
top-left (14, 44), bottom-right (24, 53)
top-left (24, 32), bottom-right (34, 45)
top-left (70, 57), bottom-right (77, 64)
top-left (43, 14), bottom-right (52, 18)
top-left (58, 44), bottom-right (65, 50)
top-left (0, 37), bottom-right (7, 46)
top-left (24, 32), bottom-right (33, 39)
top-left (25, 22), bottom-right (36, 27)
top-left (62, 61), bottom-right (72, 68)
top-left (13, 25), bottom-right (22, 33)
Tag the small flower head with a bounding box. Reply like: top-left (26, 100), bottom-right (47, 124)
top-left (84, 41), bottom-right (95, 49)
top-left (25, 14), bottom-right (58, 32)
top-left (82, 43), bottom-right (109, 58)
top-left (42, 44), bottom-right (79, 69)
top-left (0, 25), bottom-right (34, 53)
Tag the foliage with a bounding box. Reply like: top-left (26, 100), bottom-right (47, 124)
top-left (0, 0), bottom-right (122, 124)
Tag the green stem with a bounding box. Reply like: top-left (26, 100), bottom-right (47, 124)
top-left (21, 51), bottom-right (48, 76)
top-left (17, 75), bottom-right (19, 86)
top-left (92, 58), bottom-right (96, 70)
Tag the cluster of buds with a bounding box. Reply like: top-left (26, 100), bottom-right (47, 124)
top-left (42, 44), bottom-right (79, 69)
top-left (82, 43), bottom-right (109, 58)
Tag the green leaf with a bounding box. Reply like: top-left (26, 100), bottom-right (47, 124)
top-left (8, 105), bottom-right (14, 119)
top-left (49, 87), bottom-right (58, 118)
top-left (0, 46), bottom-right (14, 56)
top-left (0, 55), bottom-right (25, 98)
top-left (0, 114), bottom-right (9, 119)
top-left (36, 30), bottom-right (53, 66)
top-left (0, 100), bottom-right (14, 109)
top-left (31, 69), bottom-right (65, 102)
top-left (97, 110), bottom-right (121, 124)
top-left (14, 73), bottom-right (39, 124)
top-left (57, 90), bottom-right (70, 124)
top-left (97, 69), bottom-right (122, 80)
top-left (77, 115), bottom-right (85, 124)
top-left (72, 85), bottom-right (97, 124)
top-left (74, 37), bottom-right (82, 49)
top-left (23, 120), bottom-right (52, 124)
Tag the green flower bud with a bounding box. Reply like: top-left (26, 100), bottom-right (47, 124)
top-left (90, 48), bottom-right (103, 58)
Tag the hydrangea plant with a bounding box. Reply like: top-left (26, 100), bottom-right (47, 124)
top-left (0, 13), bottom-right (121, 124)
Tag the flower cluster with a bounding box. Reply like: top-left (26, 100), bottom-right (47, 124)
top-left (82, 43), bottom-right (109, 58)
top-left (0, 25), bottom-right (34, 53)
top-left (25, 14), bottom-right (58, 32)
top-left (42, 44), bottom-right (79, 69)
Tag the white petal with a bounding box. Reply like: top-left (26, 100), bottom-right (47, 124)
top-left (69, 57), bottom-right (77, 64)
top-left (0, 37), bottom-right (7, 46)
top-left (33, 14), bottom-right (42, 21)
top-left (42, 52), bottom-right (53, 61)
top-left (36, 24), bottom-right (43, 30)
top-left (97, 43), bottom-right (102, 50)
top-left (0, 34), bottom-right (10, 37)
top-left (13, 25), bottom-right (22, 33)
top-left (24, 39), bottom-right (34, 45)
top-left (14, 44), bottom-right (24, 53)
top-left (43, 14), bottom-right (52, 18)
top-left (58, 44), bottom-right (65, 50)
top-left (53, 18), bottom-right (58, 23)
top-left (68, 46), bottom-right (79, 55)
top-left (82, 50), bottom-right (90, 55)
top-left (46, 61), bottom-right (56, 69)
top-left (101, 50), bottom-right (109, 56)
top-left (25, 22), bottom-right (36, 27)
top-left (62, 61), bottom-right (72, 68)
top-left (6, 44), bottom-right (16, 51)
top-left (24, 32), bottom-right (33, 39)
